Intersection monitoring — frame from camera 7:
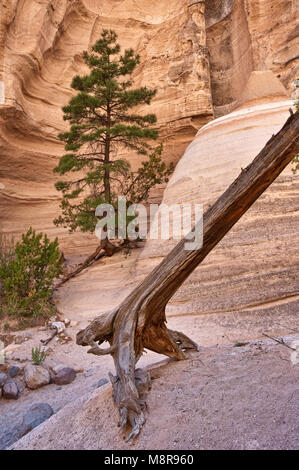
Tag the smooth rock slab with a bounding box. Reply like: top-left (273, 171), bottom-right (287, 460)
top-left (19, 403), bottom-right (54, 438)
top-left (52, 367), bottom-right (76, 385)
top-left (24, 365), bottom-right (50, 390)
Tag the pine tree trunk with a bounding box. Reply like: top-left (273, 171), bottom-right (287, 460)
top-left (77, 112), bottom-right (299, 440)
top-left (104, 107), bottom-right (111, 203)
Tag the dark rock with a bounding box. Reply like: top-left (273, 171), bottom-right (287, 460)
top-left (0, 372), bottom-right (8, 387)
top-left (52, 367), bottom-right (76, 385)
top-left (9, 366), bottom-right (20, 378)
top-left (19, 403), bottom-right (54, 438)
top-left (3, 381), bottom-right (19, 399)
top-left (96, 378), bottom-right (108, 388)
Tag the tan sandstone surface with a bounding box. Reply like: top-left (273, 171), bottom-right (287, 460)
top-left (0, 0), bottom-right (298, 253)
top-left (0, 1), bottom-right (299, 450)
top-left (56, 96), bottom-right (299, 335)
top-left (205, 0), bottom-right (298, 116)
top-left (0, 0), bottom-right (213, 253)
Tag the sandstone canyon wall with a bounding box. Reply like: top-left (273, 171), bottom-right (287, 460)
top-left (56, 96), bottom-right (299, 326)
top-left (0, 0), bottom-right (298, 252)
top-left (205, 0), bottom-right (298, 116)
top-left (0, 0), bottom-right (298, 323)
top-left (0, 0), bottom-right (213, 254)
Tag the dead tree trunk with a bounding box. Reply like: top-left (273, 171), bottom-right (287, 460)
top-left (77, 112), bottom-right (299, 440)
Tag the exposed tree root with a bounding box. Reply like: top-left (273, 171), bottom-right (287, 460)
top-left (76, 113), bottom-right (299, 440)
top-left (57, 239), bottom-right (121, 287)
top-left (77, 305), bottom-right (198, 440)
top-left (57, 238), bottom-right (144, 287)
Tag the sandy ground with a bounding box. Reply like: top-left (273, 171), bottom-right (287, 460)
top-left (10, 334), bottom-right (299, 450)
top-left (1, 307), bottom-right (299, 449)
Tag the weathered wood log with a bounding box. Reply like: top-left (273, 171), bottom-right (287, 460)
top-left (77, 112), bottom-right (299, 440)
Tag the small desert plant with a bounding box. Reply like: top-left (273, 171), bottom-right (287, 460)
top-left (0, 228), bottom-right (63, 318)
top-left (292, 153), bottom-right (299, 173)
top-left (31, 346), bottom-right (47, 365)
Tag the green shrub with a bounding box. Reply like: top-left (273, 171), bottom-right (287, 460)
top-left (292, 153), bottom-right (299, 174)
top-left (0, 228), bottom-right (62, 318)
top-left (32, 346), bottom-right (47, 365)
top-left (0, 233), bottom-right (15, 266)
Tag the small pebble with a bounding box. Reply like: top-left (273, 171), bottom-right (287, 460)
top-left (9, 366), bottom-right (20, 378)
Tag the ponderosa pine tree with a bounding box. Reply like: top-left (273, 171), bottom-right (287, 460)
top-left (54, 30), bottom-right (172, 258)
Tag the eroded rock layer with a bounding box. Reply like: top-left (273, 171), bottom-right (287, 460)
top-left (141, 98), bottom-right (299, 319)
top-left (0, 1), bottom-right (298, 324)
top-left (1, 0), bottom-right (298, 253)
top-left (56, 97), bottom-right (299, 324)
top-left (205, 0), bottom-right (299, 116)
top-left (0, 0), bottom-right (213, 253)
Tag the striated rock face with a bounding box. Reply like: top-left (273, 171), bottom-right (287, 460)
top-left (205, 0), bottom-right (299, 116)
top-left (0, 1), bottom-right (298, 328)
top-left (139, 98), bottom-right (299, 321)
top-left (56, 96), bottom-right (299, 327)
top-left (1, 0), bottom-right (298, 254)
top-left (0, 0), bottom-right (213, 253)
